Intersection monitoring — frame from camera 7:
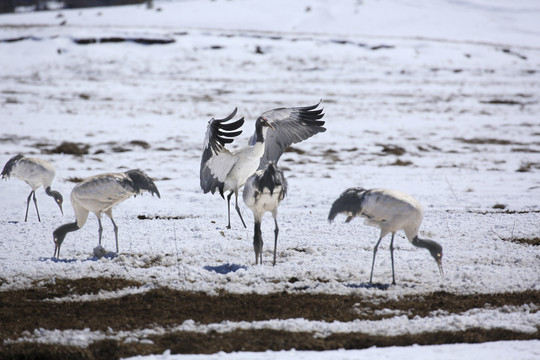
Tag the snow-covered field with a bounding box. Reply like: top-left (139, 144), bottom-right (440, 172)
top-left (0, 0), bottom-right (539, 359)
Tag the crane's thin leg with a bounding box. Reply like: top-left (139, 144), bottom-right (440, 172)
top-left (97, 217), bottom-right (103, 246)
top-left (253, 221), bottom-right (263, 265)
top-left (369, 236), bottom-right (384, 284)
top-left (24, 191), bottom-right (33, 222)
top-left (389, 232), bottom-right (396, 285)
top-left (226, 191), bottom-right (233, 229)
top-left (234, 191), bottom-right (247, 228)
top-left (110, 217), bottom-right (119, 253)
top-left (273, 216), bottom-right (279, 266)
top-left (32, 191), bottom-right (41, 222)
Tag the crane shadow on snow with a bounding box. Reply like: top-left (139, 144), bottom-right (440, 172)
top-left (41, 254), bottom-right (119, 263)
top-left (40, 257), bottom-right (81, 264)
top-left (204, 263), bottom-right (247, 274)
top-left (345, 282), bottom-right (417, 290)
top-left (40, 247), bottom-right (118, 263)
top-left (345, 282), bottom-right (392, 290)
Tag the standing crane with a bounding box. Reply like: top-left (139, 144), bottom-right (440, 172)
top-left (200, 101), bottom-right (324, 229)
top-left (243, 162), bottom-right (287, 265)
top-left (52, 169), bottom-right (160, 258)
top-left (1, 154), bottom-right (63, 222)
top-left (328, 187), bottom-right (443, 285)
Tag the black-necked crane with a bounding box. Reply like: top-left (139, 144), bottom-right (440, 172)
top-left (328, 187), bottom-right (443, 285)
top-left (52, 169), bottom-right (160, 258)
top-left (243, 162), bottom-right (287, 265)
top-left (1, 154), bottom-right (63, 222)
top-left (200, 102), bottom-right (324, 229)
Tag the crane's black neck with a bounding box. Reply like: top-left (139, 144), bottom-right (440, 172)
top-left (254, 118), bottom-right (267, 144)
top-left (256, 163), bottom-right (279, 195)
top-left (45, 186), bottom-right (59, 198)
top-left (53, 221), bottom-right (79, 258)
top-left (412, 236), bottom-right (442, 258)
top-left (53, 221), bottom-right (80, 242)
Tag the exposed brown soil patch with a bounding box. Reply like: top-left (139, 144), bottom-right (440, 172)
top-left (455, 137), bottom-right (517, 145)
top-left (0, 278), bottom-right (538, 359)
top-left (3, 328), bottom-right (537, 360)
top-left (467, 209), bottom-right (540, 215)
top-left (46, 141), bottom-right (90, 155)
top-left (503, 237), bottom-right (540, 246)
top-left (376, 144), bottom-right (406, 156)
top-left (137, 214), bottom-right (199, 220)
top-left (517, 161), bottom-right (540, 172)
top-left (73, 36), bottom-right (175, 45)
top-left (66, 176), bottom-right (85, 183)
top-left (388, 158), bottom-right (413, 166)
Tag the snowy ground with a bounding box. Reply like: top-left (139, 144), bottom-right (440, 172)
top-left (0, 0), bottom-right (539, 359)
top-left (127, 340), bottom-right (540, 360)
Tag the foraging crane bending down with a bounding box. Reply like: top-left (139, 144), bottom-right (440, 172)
top-left (200, 101), bottom-right (324, 229)
top-left (328, 188), bottom-right (443, 285)
top-left (243, 162), bottom-right (287, 265)
top-left (1, 154), bottom-right (63, 222)
top-left (53, 169), bottom-right (160, 258)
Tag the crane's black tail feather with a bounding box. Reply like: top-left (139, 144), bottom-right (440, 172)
top-left (328, 187), bottom-right (367, 222)
top-left (1, 153), bottom-right (24, 179)
top-left (125, 169), bottom-right (161, 198)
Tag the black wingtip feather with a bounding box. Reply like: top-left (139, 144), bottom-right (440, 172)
top-left (213, 107), bottom-right (238, 122)
top-left (300, 100), bottom-right (323, 111)
top-left (211, 116), bottom-right (245, 148)
top-left (218, 118), bottom-right (244, 131)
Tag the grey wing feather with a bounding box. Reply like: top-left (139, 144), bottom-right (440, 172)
top-left (250, 101), bottom-right (325, 169)
top-left (200, 109), bottom-right (245, 194)
top-left (328, 187), bottom-right (368, 222)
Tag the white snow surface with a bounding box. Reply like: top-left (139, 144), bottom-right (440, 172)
top-left (124, 340), bottom-right (540, 360)
top-left (1, 0), bottom-right (540, 359)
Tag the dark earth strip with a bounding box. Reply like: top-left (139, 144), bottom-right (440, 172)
top-left (2, 328), bottom-right (538, 360)
top-left (0, 278), bottom-right (538, 359)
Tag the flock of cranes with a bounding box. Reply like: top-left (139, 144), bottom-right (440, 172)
top-left (1, 101), bottom-right (444, 285)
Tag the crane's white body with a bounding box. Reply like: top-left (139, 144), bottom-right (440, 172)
top-left (357, 188), bottom-right (423, 243)
top-left (207, 139), bottom-right (266, 195)
top-left (243, 168), bottom-right (284, 222)
top-left (70, 173), bottom-right (134, 228)
top-left (9, 157), bottom-right (56, 191)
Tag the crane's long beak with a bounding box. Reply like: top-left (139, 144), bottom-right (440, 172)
top-left (53, 239), bottom-right (60, 259)
top-left (437, 259), bottom-right (444, 278)
top-left (58, 203), bottom-right (63, 216)
top-left (262, 117), bottom-right (275, 130)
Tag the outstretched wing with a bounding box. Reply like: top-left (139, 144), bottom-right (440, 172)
top-left (200, 108), bottom-right (245, 195)
top-left (249, 101), bottom-right (325, 169)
